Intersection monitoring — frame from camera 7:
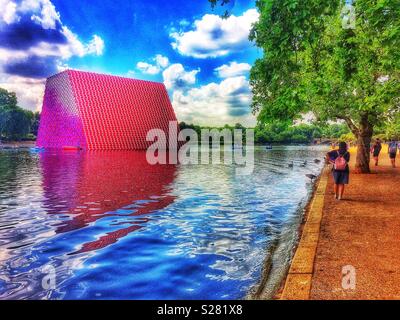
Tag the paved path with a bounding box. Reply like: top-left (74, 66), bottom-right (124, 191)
top-left (282, 148), bottom-right (400, 300)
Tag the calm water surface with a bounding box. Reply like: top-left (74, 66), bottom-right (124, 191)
top-left (0, 146), bottom-right (326, 299)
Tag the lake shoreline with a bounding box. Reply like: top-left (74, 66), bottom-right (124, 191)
top-left (278, 165), bottom-right (329, 299)
top-left (0, 140), bottom-right (330, 148)
top-left (247, 162), bottom-right (327, 300)
top-left (0, 141), bottom-right (36, 148)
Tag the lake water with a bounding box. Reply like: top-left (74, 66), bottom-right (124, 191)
top-left (0, 146), bottom-right (326, 299)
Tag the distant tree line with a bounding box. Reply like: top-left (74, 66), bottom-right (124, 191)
top-left (179, 122), bottom-right (246, 136)
top-left (0, 88), bottom-right (40, 141)
top-left (179, 121), bottom-right (351, 145)
top-left (254, 122), bottom-right (351, 144)
top-left (179, 122), bottom-right (248, 144)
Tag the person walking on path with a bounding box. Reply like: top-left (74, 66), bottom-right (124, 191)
top-left (388, 139), bottom-right (398, 168)
top-left (371, 138), bottom-right (383, 166)
top-left (326, 141), bottom-right (350, 200)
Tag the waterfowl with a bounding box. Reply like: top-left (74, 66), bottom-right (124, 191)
top-left (305, 174), bottom-right (317, 181)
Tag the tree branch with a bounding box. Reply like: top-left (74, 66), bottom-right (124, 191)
top-left (337, 116), bottom-right (359, 136)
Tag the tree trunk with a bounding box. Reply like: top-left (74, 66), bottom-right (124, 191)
top-left (354, 116), bottom-right (373, 174)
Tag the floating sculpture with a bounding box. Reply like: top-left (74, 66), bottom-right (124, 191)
top-left (37, 70), bottom-right (178, 150)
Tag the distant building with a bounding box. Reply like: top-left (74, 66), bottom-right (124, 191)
top-left (37, 70), bottom-right (178, 150)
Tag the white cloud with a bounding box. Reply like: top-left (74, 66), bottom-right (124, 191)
top-left (161, 61), bottom-right (255, 126)
top-left (60, 27), bottom-right (104, 58)
top-left (57, 62), bottom-right (69, 73)
top-left (295, 112), bottom-right (316, 125)
top-left (215, 61), bottom-right (251, 78)
top-left (162, 63), bottom-right (199, 90)
top-left (179, 19), bottom-right (190, 27)
top-left (0, 48), bottom-right (27, 62)
top-left (20, 0), bottom-right (48, 13)
top-left (170, 9), bottom-right (259, 58)
top-left (155, 54), bottom-right (169, 68)
top-left (0, 74), bottom-right (45, 111)
top-left (1, 0), bottom-right (19, 24)
top-left (170, 75), bottom-right (255, 126)
top-left (136, 54), bottom-right (169, 75)
top-left (127, 70), bottom-right (136, 77)
top-left (136, 62), bottom-right (160, 75)
top-left (86, 35), bottom-right (105, 56)
top-left (0, 1), bottom-right (105, 61)
top-left (0, 0), bottom-right (105, 111)
top-left (0, 32), bottom-right (104, 67)
top-left (30, 0), bottom-right (60, 29)
top-left (0, 0), bottom-right (61, 29)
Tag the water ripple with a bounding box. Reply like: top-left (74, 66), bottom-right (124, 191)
top-left (0, 146), bottom-right (326, 299)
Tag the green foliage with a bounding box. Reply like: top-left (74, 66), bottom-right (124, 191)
top-left (180, 121), bottom-right (348, 144)
top-left (0, 87), bottom-right (37, 141)
top-left (0, 88), bottom-right (17, 108)
top-left (339, 132), bottom-right (356, 143)
top-left (208, 0), bottom-right (233, 17)
top-left (382, 114), bottom-right (400, 140)
top-left (179, 122), bottom-right (202, 137)
top-left (319, 123), bottom-right (350, 139)
top-left (249, 0), bottom-right (400, 171)
top-left (254, 121), bottom-right (349, 144)
top-left (250, 0), bottom-right (400, 130)
top-left (179, 122), bottom-right (249, 144)
top-left (4, 108), bottom-right (32, 140)
top-left (30, 112), bottom-right (41, 137)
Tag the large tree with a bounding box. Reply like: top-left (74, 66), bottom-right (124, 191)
top-left (0, 87), bottom-right (17, 108)
top-left (249, 0), bottom-right (400, 173)
top-left (0, 87), bottom-right (34, 141)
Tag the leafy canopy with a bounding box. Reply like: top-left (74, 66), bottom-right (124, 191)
top-left (0, 87), bottom-right (37, 141)
top-left (250, 0), bottom-right (400, 135)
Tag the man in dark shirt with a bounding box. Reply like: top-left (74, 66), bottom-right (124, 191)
top-left (388, 139), bottom-right (398, 168)
top-left (371, 138), bottom-right (382, 166)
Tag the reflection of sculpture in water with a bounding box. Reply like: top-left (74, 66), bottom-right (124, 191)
top-left (40, 151), bottom-right (176, 254)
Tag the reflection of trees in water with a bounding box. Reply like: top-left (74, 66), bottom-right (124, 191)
top-left (0, 151), bottom-right (40, 197)
top-left (0, 151), bottom-right (55, 299)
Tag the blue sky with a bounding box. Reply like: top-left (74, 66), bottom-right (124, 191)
top-left (0, 0), bottom-right (261, 126)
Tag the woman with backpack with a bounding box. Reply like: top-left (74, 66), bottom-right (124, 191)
top-left (326, 141), bottom-right (350, 200)
top-left (388, 139), bottom-right (398, 168)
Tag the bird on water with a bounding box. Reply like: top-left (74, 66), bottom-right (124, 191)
top-left (305, 174), bottom-right (317, 181)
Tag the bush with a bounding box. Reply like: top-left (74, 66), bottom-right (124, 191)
top-left (339, 132), bottom-right (356, 143)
